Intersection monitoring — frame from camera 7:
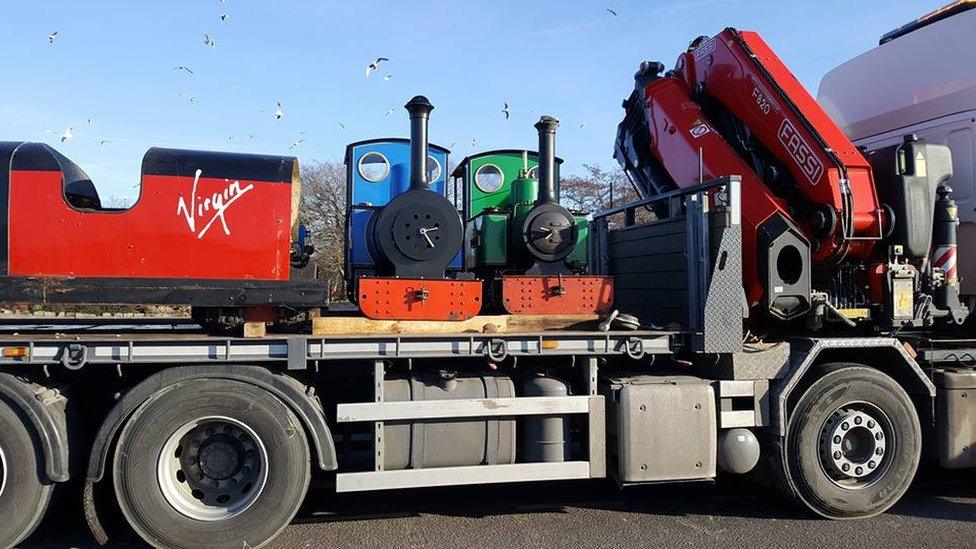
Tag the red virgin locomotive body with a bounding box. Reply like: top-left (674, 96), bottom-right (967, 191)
top-left (0, 142), bottom-right (325, 308)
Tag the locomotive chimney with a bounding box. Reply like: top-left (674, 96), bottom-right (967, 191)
top-left (535, 116), bottom-right (559, 204)
top-left (405, 95), bottom-right (435, 190)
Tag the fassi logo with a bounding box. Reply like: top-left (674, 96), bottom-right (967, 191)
top-left (778, 119), bottom-right (824, 185)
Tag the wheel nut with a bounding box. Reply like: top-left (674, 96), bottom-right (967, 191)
top-left (833, 451), bottom-right (842, 459)
top-left (875, 432), bottom-right (883, 440)
top-left (833, 435), bottom-right (842, 444)
top-left (876, 447), bottom-right (883, 456)
top-left (855, 466), bottom-right (863, 475)
top-left (842, 422), bottom-right (850, 431)
top-left (867, 420), bottom-right (875, 428)
top-left (854, 416), bottom-right (862, 425)
top-left (868, 461), bottom-right (876, 469)
top-left (842, 463), bottom-right (850, 472)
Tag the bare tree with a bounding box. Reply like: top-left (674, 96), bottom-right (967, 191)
top-left (560, 163), bottom-right (652, 227)
top-left (299, 160), bottom-right (347, 300)
top-left (560, 163), bottom-right (639, 211)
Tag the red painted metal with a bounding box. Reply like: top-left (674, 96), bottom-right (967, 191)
top-left (8, 169), bottom-right (293, 280)
top-left (357, 278), bottom-right (483, 321)
top-left (673, 28), bottom-right (884, 264)
top-left (639, 28), bottom-right (888, 308)
top-left (501, 275), bottom-right (614, 316)
top-left (639, 77), bottom-right (789, 308)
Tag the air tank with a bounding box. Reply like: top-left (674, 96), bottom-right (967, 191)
top-left (520, 373), bottom-right (572, 462)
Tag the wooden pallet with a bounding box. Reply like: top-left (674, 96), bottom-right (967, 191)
top-left (311, 314), bottom-right (599, 335)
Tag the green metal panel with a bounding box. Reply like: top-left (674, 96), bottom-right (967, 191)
top-left (454, 150), bottom-right (564, 220)
top-left (567, 214), bottom-right (590, 268)
top-left (478, 212), bottom-right (509, 265)
top-left (468, 152), bottom-right (539, 215)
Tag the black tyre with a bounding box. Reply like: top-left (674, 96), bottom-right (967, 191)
top-left (113, 379), bottom-right (311, 549)
top-left (0, 397), bottom-right (54, 548)
top-left (785, 365), bottom-right (920, 519)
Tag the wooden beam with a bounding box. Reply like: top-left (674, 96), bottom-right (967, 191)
top-left (312, 314), bottom-right (598, 336)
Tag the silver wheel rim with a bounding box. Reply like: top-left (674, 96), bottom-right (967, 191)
top-left (0, 443), bottom-right (7, 501)
top-left (157, 416), bottom-right (268, 521)
top-left (818, 401), bottom-right (894, 490)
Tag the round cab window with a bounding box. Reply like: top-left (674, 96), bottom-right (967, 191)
top-left (475, 164), bottom-right (504, 193)
top-left (358, 152), bottom-right (390, 182)
top-left (527, 166), bottom-right (539, 180)
top-left (427, 155), bottom-right (442, 183)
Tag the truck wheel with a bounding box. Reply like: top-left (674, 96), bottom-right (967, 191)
top-left (786, 365), bottom-right (920, 519)
top-left (0, 398), bottom-right (54, 548)
top-left (113, 379), bottom-right (311, 549)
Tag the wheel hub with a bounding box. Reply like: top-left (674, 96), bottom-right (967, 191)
top-left (157, 416), bottom-right (268, 521)
top-left (819, 406), bottom-right (890, 486)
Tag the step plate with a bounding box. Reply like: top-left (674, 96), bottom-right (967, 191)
top-left (502, 276), bottom-right (614, 315)
top-left (358, 278), bottom-right (483, 321)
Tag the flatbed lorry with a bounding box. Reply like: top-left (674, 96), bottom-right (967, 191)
top-left (1, 177), bottom-right (976, 549)
top-left (5, 4), bottom-right (976, 549)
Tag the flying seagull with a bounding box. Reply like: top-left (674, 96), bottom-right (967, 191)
top-left (274, 101), bottom-right (284, 119)
top-left (365, 57), bottom-right (389, 78)
top-left (384, 107), bottom-right (396, 116)
top-left (219, 13), bottom-right (229, 21)
top-left (87, 117), bottom-right (93, 126)
top-left (99, 139), bottom-right (110, 146)
top-left (606, 8), bottom-right (618, 16)
top-left (203, 32), bottom-right (216, 47)
top-left (289, 139), bottom-right (304, 150)
top-left (383, 74), bottom-right (394, 82)
top-left (60, 127), bottom-right (74, 143)
top-left (172, 65), bottom-right (194, 74)
top-left (47, 31), bottom-right (58, 43)
top-left (338, 122), bottom-right (346, 130)
top-left (501, 102), bottom-right (510, 120)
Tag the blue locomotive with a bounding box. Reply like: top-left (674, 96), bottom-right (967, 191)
top-left (343, 97), bottom-right (477, 320)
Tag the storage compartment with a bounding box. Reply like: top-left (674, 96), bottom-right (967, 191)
top-left (602, 375), bottom-right (716, 483)
top-left (383, 373), bottom-right (516, 470)
top-left (935, 368), bottom-right (976, 469)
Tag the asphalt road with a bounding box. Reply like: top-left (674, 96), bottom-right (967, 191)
top-left (25, 466), bottom-right (976, 549)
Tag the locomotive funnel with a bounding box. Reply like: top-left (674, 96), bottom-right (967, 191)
top-left (405, 95), bottom-right (435, 190)
top-left (535, 116), bottom-right (559, 204)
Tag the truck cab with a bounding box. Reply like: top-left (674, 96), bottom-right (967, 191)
top-left (818, 1), bottom-right (976, 298)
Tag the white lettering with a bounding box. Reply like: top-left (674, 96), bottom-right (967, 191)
top-left (177, 169), bottom-right (255, 239)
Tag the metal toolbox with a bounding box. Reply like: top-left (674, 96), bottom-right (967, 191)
top-left (602, 375), bottom-right (716, 483)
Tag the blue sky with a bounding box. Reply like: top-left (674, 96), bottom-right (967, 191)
top-left (1, 0), bottom-right (946, 202)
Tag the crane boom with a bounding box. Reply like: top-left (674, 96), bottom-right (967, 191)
top-left (615, 27), bottom-right (967, 328)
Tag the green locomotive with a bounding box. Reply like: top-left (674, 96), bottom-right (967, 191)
top-left (452, 117), bottom-right (611, 315)
top-left (454, 150), bottom-right (589, 275)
